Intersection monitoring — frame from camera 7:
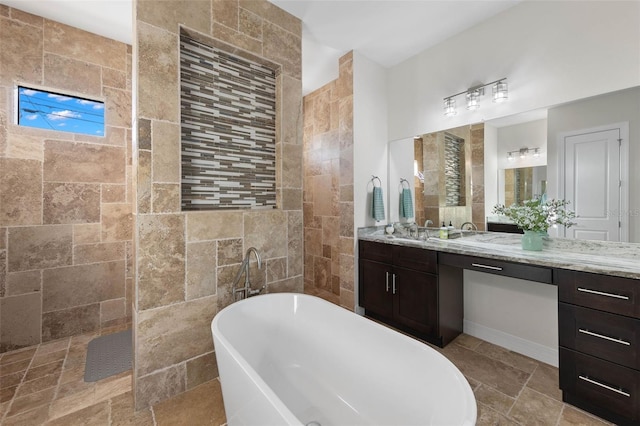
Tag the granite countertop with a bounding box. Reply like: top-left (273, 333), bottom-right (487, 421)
top-left (358, 227), bottom-right (640, 279)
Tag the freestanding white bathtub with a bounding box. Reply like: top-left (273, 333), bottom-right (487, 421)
top-left (211, 293), bottom-right (476, 426)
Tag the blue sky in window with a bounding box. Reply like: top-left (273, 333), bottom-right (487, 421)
top-left (18, 87), bottom-right (105, 136)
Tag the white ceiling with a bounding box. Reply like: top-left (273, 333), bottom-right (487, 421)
top-left (1, 0), bottom-right (518, 93)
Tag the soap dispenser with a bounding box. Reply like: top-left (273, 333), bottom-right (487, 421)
top-left (439, 221), bottom-right (448, 239)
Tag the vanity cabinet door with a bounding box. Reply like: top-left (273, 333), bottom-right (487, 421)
top-left (392, 267), bottom-right (438, 336)
top-left (359, 259), bottom-right (394, 319)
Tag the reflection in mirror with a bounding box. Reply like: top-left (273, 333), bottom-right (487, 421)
top-left (390, 86), bottom-right (639, 242)
top-left (500, 166), bottom-right (547, 206)
top-left (413, 124), bottom-right (484, 230)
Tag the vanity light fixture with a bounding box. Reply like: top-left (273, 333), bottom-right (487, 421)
top-left (443, 98), bottom-right (457, 116)
top-left (492, 80), bottom-right (508, 103)
top-left (466, 89), bottom-right (481, 110)
top-left (507, 147), bottom-right (540, 160)
top-left (443, 78), bottom-right (508, 116)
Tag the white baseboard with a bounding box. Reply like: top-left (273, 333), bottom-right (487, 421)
top-left (463, 320), bottom-right (559, 367)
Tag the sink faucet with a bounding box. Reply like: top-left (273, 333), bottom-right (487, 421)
top-left (231, 247), bottom-right (264, 301)
top-left (461, 222), bottom-right (478, 234)
top-left (424, 219), bottom-right (433, 228)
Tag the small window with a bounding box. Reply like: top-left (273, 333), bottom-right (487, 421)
top-left (16, 86), bottom-right (105, 136)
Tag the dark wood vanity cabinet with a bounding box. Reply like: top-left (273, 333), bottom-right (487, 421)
top-left (358, 240), bottom-right (462, 347)
top-left (557, 269), bottom-right (640, 425)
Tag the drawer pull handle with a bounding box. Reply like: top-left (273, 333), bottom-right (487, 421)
top-left (385, 272), bottom-right (390, 292)
top-left (578, 375), bottom-right (630, 397)
top-left (577, 287), bottom-right (629, 300)
top-left (578, 328), bottom-right (631, 346)
top-left (471, 263), bottom-right (503, 271)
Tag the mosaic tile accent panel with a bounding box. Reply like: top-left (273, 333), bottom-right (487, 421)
top-left (444, 132), bottom-right (464, 207)
top-left (180, 36), bottom-right (277, 210)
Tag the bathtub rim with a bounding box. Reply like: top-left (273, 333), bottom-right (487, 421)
top-left (212, 292), bottom-right (477, 426)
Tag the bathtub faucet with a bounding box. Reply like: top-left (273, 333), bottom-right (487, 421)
top-left (231, 247), bottom-right (264, 301)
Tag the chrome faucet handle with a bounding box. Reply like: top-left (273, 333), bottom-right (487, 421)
top-left (248, 286), bottom-right (265, 297)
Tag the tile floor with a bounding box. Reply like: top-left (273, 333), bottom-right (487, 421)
top-left (0, 306), bottom-right (612, 426)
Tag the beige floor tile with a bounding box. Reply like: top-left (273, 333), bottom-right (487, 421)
top-left (0, 372), bottom-right (23, 390)
top-left (476, 402), bottom-right (519, 426)
top-left (466, 375), bottom-right (482, 391)
top-left (14, 374), bottom-right (58, 398)
top-left (56, 378), bottom-right (96, 400)
top-left (6, 387), bottom-right (55, 417)
top-left (34, 338), bottom-right (69, 356)
top-left (452, 333), bottom-right (484, 350)
top-left (0, 348), bottom-right (36, 366)
top-left (1, 404), bottom-right (49, 426)
top-left (69, 332), bottom-right (99, 347)
top-left (442, 343), bottom-right (530, 397)
top-left (48, 386), bottom-right (96, 420)
top-left (94, 374), bottom-right (132, 402)
top-left (59, 364), bottom-right (85, 385)
top-left (111, 391), bottom-right (155, 426)
top-left (47, 400), bottom-right (110, 426)
top-left (559, 405), bottom-right (613, 426)
top-left (475, 341), bottom-right (539, 374)
top-left (526, 362), bottom-right (562, 401)
top-left (0, 401), bottom-right (8, 417)
top-left (31, 349), bottom-right (67, 367)
top-left (24, 360), bottom-right (63, 382)
top-left (508, 387), bottom-right (563, 426)
top-left (0, 360), bottom-right (30, 378)
top-left (0, 386), bottom-right (17, 404)
top-left (153, 379), bottom-right (226, 426)
top-left (474, 384), bottom-right (516, 415)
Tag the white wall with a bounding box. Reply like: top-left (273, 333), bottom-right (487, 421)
top-left (388, 138), bottom-right (415, 223)
top-left (387, 1), bottom-right (640, 142)
top-left (353, 51), bottom-right (389, 311)
top-left (497, 119), bottom-right (548, 171)
top-left (464, 271), bottom-right (559, 366)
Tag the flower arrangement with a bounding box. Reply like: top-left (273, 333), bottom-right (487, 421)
top-left (493, 198), bottom-right (577, 232)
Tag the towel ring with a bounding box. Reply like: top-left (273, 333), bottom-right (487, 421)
top-left (371, 175), bottom-right (382, 188)
top-left (400, 178), bottom-right (410, 189)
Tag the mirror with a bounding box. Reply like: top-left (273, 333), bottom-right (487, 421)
top-left (499, 166), bottom-right (547, 206)
top-left (388, 85), bottom-right (640, 242)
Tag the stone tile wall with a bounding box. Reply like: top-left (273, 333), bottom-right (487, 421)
top-left (302, 52), bottom-right (355, 310)
top-left (0, 6), bottom-right (133, 352)
top-left (134, 0), bottom-right (303, 410)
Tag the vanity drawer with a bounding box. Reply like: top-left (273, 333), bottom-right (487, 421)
top-left (438, 252), bottom-right (552, 284)
top-left (392, 245), bottom-right (437, 274)
top-left (559, 303), bottom-right (640, 369)
top-left (560, 348), bottom-right (640, 422)
top-left (359, 240), bottom-right (392, 264)
top-left (557, 269), bottom-right (640, 319)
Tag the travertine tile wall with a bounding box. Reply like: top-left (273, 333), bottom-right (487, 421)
top-left (0, 6), bottom-right (133, 353)
top-left (421, 124), bottom-right (485, 230)
top-left (134, 0), bottom-right (303, 409)
top-left (302, 52), bottom-right (355, 310)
